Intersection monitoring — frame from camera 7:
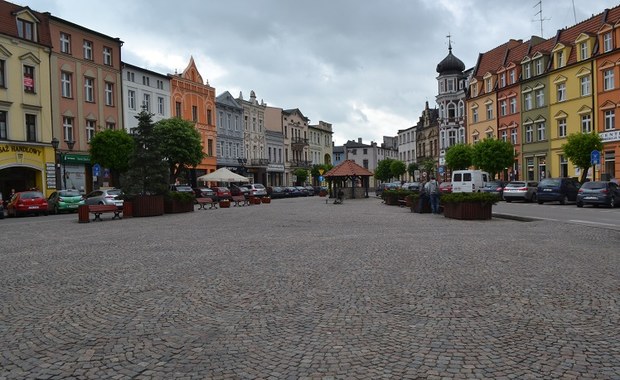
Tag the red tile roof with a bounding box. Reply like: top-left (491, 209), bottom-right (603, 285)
top-left (0, 0), bottom-right (52, 48)
top-left (474, 39), bottom-right (522, 78)
top-left (324, 160), bottom-right (373, 177)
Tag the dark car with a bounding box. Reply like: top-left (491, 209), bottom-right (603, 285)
top-left (375, 182), bottom-right (399, 197)
top-left (576, 180), bottom-right (620, 208)
top-left (481, 180), bottom-right (507, 198)
top-left (230, 184), bottom-right (250, 197)
top-left (284, 186), bottom-right (301, 197)
top-left (304, 186), bottom-right (315, 196)
top-left (267, 186), bottom-right (286, 199)
top-left (537, 177), bottom-right (581, 205)
top-left (169, 184), bottom-right (194, 193)
top-left (193, 187), bottom-right (215, 198)
top-left (296, 186), bottom-right (309, 197)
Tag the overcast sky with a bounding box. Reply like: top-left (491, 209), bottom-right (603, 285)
top-left (23, 0), bottom-right (620, 145)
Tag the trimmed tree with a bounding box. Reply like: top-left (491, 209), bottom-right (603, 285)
top-left (293, 168), bottom-right (309, 185)
top-left (471, 138), bottom-right (515, 178)
top-left (407, 162), bottom-right (418, 181)
top-left (154, 118), bottom-right (204, 183)
top-left (375, 158), bottom-right (395, 182)
top-left (88, 129), bottom-right (134, 187)
top-left (561, 132), bottom-right (603, 183)
top-left (445, 143), bottom-right (473, 171)
top-left (390, 160), bottom-right (407, 182)
top-left (419, 157), bottom-right (437, 179)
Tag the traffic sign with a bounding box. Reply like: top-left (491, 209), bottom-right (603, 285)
top-left (438, 166), bottom-right (445, 175)
top-left (92, 163), bottom-right (101, 176)
top-left (591, 150), bottom-right (600, 165)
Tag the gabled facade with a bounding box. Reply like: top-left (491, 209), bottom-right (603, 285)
top-left (264, 105), bottom-right (284, 186)
top-left (308, 120), bottom-right (333, 167)
top-left (415, 101), bottom-right (440, 177)
top-left (215, 91), bottom-right (243, 172)
top-left (282, 108), bottom-right (310, 185)
top-left (169, 57), bottom-right (217, 185)
top-left (122, 62), bottom-right (170, 132)
top-left (237, 90), bottom-right (267, 184)
top-left (0, 1), bottom-right (55, 198)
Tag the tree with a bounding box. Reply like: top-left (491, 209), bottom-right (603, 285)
top-left (419, 157), bottom-right (436, 179)
top-left (561, 132), bottom-right (603, 183)
top-left (154, 118), bottom-right (204, 183)
top-left (407, 162), bottom-right (418, 180)
top-left (471, 138), bottom-right (515, 178)
top-left (121, 110), bottom-right (169, 195)
top-left (374, 158), bottom-right (395, 182)
top-left (293, 168), bottom-right (309, 185)
top-left (445, 143), bottom-right (473, 171)
top-left (311, 164), bottom-right (333, 184)
top-left (88, 129), bottom-right (133, 187)
top-left (390, 160), bottom-right (407, 182)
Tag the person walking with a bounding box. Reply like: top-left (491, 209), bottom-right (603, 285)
top-left (425, 176), bottom-right (440, 214)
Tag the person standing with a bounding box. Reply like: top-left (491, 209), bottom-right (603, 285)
top-left (425, 176), bottom-right (440, 214)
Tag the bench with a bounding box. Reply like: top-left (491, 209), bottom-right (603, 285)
top-left (196, 197), bottom-right (218, 210)
top-left (231, 195), bottom-right (249, 207)
top-left (398, 199), bottom-right (407, 207)
top-left (89, 204), bottom-right (122, 221)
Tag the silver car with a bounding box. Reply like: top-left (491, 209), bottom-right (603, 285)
top-left (82, 189), bottom-right (124, 207)
top-left (503, 181), bottom-right (538, 202)
top-left (244, 183), bottom-right (267, 196)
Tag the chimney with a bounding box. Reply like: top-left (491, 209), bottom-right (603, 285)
top-left (358, 138), bottom-right (362, 143)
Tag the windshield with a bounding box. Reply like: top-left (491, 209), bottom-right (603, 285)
top-left (59, 190), bottom-right (81, 196)
top-left (539, 179), bottom-right (560, 187)
top-left (506, 182), bottom-right (525, 188)
top-left (21, 191), bottom-right (44, 199)
top-left (582, 181), bottom-right (606, 190)
top-left (108, 189), bottom-right (122, 196)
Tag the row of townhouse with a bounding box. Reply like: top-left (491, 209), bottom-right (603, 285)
top-left (397, 5), bottom-right (620, 184)
top-left (0, 0), bottom-right (334, 200)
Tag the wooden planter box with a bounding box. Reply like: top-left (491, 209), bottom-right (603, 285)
top-left (411, 198), bottom-right (432, 213)
top-left (319, 191), bottom-right (328, 197)
top-left (164, 199), bottom-right (194, 213)
top-left (122, 201), bottom-right (133, 218)
top-left (443, 202), bottom-right (492, 220)
top-left (219, 200), bottom-right (231, 208)
top-left (261, 197), bottom-right (271, 204)
top-left (131, 195), bottom-right (164, 217)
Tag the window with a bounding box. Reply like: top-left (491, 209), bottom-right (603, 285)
top-left (604, 69), bottom-right (615, 90)
top-left (0, 111), bottom-right (7, 139)
top-left (142, 76), bottom-right (150, 86)
top-left (500, 73), bottom-right (506, 87)
top-left (25, 114), bottom-right (36, 141)
top-left (580, 76), bottom-right (591, 96)
top-left (106, 122), bottom-right (115, 130)
top-left (525, 125), bottom-right (533, 143)
top-left (105, 82), bottom-right (113, 106)
top-left (126, 71), bottom-right (134, 82)
top-left (472, 107), bottom-right (478, 123)
top-left (524, 64), bottom-right (531, 79)
top-left (363, 159), bottom-right (369, 169)
top-left (559, 155), bottom-right (568, 177)
top-left (447, 78), bottom-right (454, 92)
top-left (500, 100), bottom-right (507, 116)
top-left (509, 70), bottom-right (515, 84)
top-left (207, 139), bottom-right (213, 156)
top-left (23, 65), bottom-right (35, 93)
top-left (537, 122), bottom-right (546, 141)
top-left (128, 90), bottom-right (135, 110)
top-left (17, 19), bottom-right (34, 41)
top-left (535, 59), bottom-right (543, 75)
top-left (192, 105), bottom-right (198, 122)
top-left (558, 118), bottom-right (567, 137)
top-left (86, 120), bottom-right (95, 141)
top-left (0, 59), bottom-right (5, 88)
top-left (207, 110), bottom-right (212, 125)
top-left (557, 83), bottom-right (566, 102)
top-left (84, 77), bottom-right (94, 102)
top-left (580, 42), bottom-right (588, 60)
top-left (535, 89), bottom-right (544, 107)
top-left (156, 80), bottom-right (163, 90)
top-left (557, 51), bottom-right (564, 68)
top-left (175, 102), bottom-right (181, 117)
top-left (605, 110), bottom-right (615, 131)
top-left (143, 93), bottom-right (150, 112)
top-left (510, 98), bottom-right (517, 114)
top-left (511, 128), bottom-right (517, 144)
top-left (103, 47), bottom-right (112, 66)
top-left (485, 78), bottom-right (492, 92)
top-left (581, 114), bottom-right (592, 133)
top-left (604, 32), bottom-right (613, 53)
top-left (486, 103), bottom-right (493, 119)
top-left (83, 40), bottom-right (93, 60)
top-left (157, 97), bottom-right (164, 115)
top-left (501, 130), bottom-right (507, 142)
top-left (62, 117), bottom-right (73, 141)
top-left (524, 93), bottom-right (532, 110)
top-left (61, 71), bottom-right (72, 98)
top-left (60, 32), bottom-right (71, 53)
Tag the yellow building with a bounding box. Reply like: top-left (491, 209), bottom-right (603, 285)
top-left (0, 3), bottom-right (56, 199)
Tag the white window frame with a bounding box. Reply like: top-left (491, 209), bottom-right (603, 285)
top-left (128, 90), bottom-right (135, 110)
top-left (500, 100), bottom-right (507, 116)
top-left (103, 47), bottom-right (112, 66)
top-left (104, 82), bottom-right (113, 106)
top-left (525, 125), bottom-right (533, 143)
top-left (558, 118), bottom-right (567, 137)
top-left (581, 114), bottom-right (592, 133)
top-left (605, 109), bottom-right (615, 131)
top-left (61, 71), bottom-right (72, 98)
top-left (509, 98), bottom-right (517, 114)
top-left (84, 77), bottom-right (94, 102)
top-left (536, 89), bottom-right (544, 108)
top-left (524, 93), bottom-right (532, 110)
top-left (83, 40), bottom-right (93, 60)
top-left (62, 116), bottom-right (73, 142)
top-left (511, 128), bottom-right (517, 144)
top-left (557, 83), bottom-right (566, 102)
top-left (535, 59), bottom-right (543, 75)
top-left (580, 76), bottom-right (591, 96)
top-left (143, 93), bottom-right (151, 112)
top-left (86, 119), bottom-right (96, 142)
top-left (509, 70), bottom-right (515, 84)
top-left (157, 96), bottom-right (164, 115)
top-left (604, 69), bottom-right (615, 90)
top-left (537, 122), bottom-right (546, 141)
top-left (604, 32), bottom-right (613, 53)
top-left (60, 32), bottom-right (71, 54)
top-left (486, 103), bottom-right (493, 119)
top-left (580, 42), bottom-right (588, 60)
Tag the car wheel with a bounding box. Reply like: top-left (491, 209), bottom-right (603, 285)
top-left (576, 201), bottom-right (583, 208)
top-left (505, 199), bottom-right (512, 203)
top-left (560, 195), bottom-right (568, 205)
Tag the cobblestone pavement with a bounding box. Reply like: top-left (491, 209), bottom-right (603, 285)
top-left (0, 197), bottom-right (619, 379)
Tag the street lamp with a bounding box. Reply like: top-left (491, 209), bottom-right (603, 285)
top-left (51, 139), bottom-right (75, 190)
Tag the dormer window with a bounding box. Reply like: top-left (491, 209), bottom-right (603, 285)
top-left (604, 32), bottom-right (613, 53)
top-left (556, 51), bottom-right (564, 68)
top-left (509, 70), bottom-right (515, 84)
top-left (535, 59), bottom-right (543, 75)
top-left (524, 64), bottom-right (531, 79)
top-left (580, 42), bottom-right (589, 60)
top-left (485, 78), bottom-right (492, 92)
top-left (500, 73), bottom-right (506, 87)
top-left (471, 84), bottom-right (478, 97)
top-left (17, 18), bottom-right (34, 41)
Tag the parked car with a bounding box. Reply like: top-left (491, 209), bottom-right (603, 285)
top-left (267, 186), bottom-right (286, 199)
top-left (401, 182), bottom-right (421, 191)
top-left (244, 183), bottom-right (267, 197)
top-left (502, 181), bottom-right (538, 202)
top-left (296, 186), bottom-right (309, 196)
top-left (169, 184), bottom-right (194, 193)
top-left (537, 177), bottom-right (581, 205)
top-left (576, 180), bottom-right (620, 208)
top-left (0, 193), bottom-right (4, 219)
top-left (212, 186), bottom-right (231, 200)
top-left (47, 189), bottom-right (83, 214)
top-left (304, 186), bottom-right (315, 196)
top-left (82, 189), bottom-right (124, 208)
top-left (230, 184), bottom-right (250, 197)
top-left (481, 180), bottom-right (507, 198)
top-left (439, 181), bottom-right (452, 194)
top-left (193, 187), bottom-right (215, 198)
top-left (452, 170), bottom-right (490, 193)
top-left (375, 182), bottom-right (400, 197)
top-left (7, 190), bottom-right (49, 217)
top-left (284, 186), bottom-right (301, 197)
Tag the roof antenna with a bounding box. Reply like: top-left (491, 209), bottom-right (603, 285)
top-left (571, 0), bottom-right (577, 24)
top-left (533, 0), bottom-right (551, 37)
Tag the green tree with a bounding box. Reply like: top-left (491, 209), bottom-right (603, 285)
top-left (154, 118), bottom-right (204, 183)
top-left (88, 129), bottom-right (134, 187)
top-left (561, 132), bottom-right (603, 183)
top-left (419, 157), bottom-right (436, 179)
top-left (374, 158), bottom-right (394, 182)
top-left (471, 138), bottom-right (515, 178)
top-left (121, 110), bottom-right (169, 195)
top-left (311, 164), bottom-right (333, 184)
top-left (445, 143), bottom-right (473, 171)
top-left (390, 160), bottom-right (407, 182)
top-left (293, 168), bottom-right (309, 185)
top-left (407, 162), bottom-right (418, 180)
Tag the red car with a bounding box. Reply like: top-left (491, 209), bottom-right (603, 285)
top-left (439, 181), bottom-right (452, 194)
top-left (7, 190), bottom-right (49, 217)
top-left (212, 186), bottom-right (231, 200)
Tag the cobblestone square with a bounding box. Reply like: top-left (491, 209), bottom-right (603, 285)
top-left (0, 197), bottom-right (619, 379)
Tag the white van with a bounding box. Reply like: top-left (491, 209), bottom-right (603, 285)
top-left (451, 170), bottom-right (490, 193)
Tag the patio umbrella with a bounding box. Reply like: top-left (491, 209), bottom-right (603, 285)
top-left (197, 168), bottom-right (249, 183)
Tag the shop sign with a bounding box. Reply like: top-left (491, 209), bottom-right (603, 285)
top-left (61, 154), bottom-right (91, 164)
top-left (600, 130), bottom-right (620, 142)
top-left (0, 144), bottom-right (42, 156)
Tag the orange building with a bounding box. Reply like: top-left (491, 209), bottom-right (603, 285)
top-left (169, 57), bottom-right (217, 184)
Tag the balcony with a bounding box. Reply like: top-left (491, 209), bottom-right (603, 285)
top-left (249, 158), bottom-right (269, 167)
top-left (290, 160), bottom-right (312, 168)
top-left (291, 137), bottom-right (309, 149)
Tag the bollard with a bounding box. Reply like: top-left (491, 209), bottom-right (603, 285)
top-left (78, 204), bottom-right (90, 223)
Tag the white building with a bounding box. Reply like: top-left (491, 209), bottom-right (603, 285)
top-left (121, 62), bottom-right (170, 133)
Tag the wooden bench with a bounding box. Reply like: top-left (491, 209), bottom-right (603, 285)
top-left (89, 204), bottom-right (122, 221)
top-left (231, 195), bottom-right (249, 207)
top-left (196, 197), bottom-right (218, 210)
top-left (398, 199), bottom-right (407, 207)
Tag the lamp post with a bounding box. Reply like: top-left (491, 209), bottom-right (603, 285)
top-left (51, 138), bottom-right (59, 190)
top-left (52, 139), bottom-right (75, 190)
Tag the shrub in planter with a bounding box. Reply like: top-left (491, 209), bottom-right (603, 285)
top-left (440, 192), bottom-right (499, 220)
top-left (383, 189), bottom-right (415, 205)
top-left (164, 191), bottom-right (195, 213)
